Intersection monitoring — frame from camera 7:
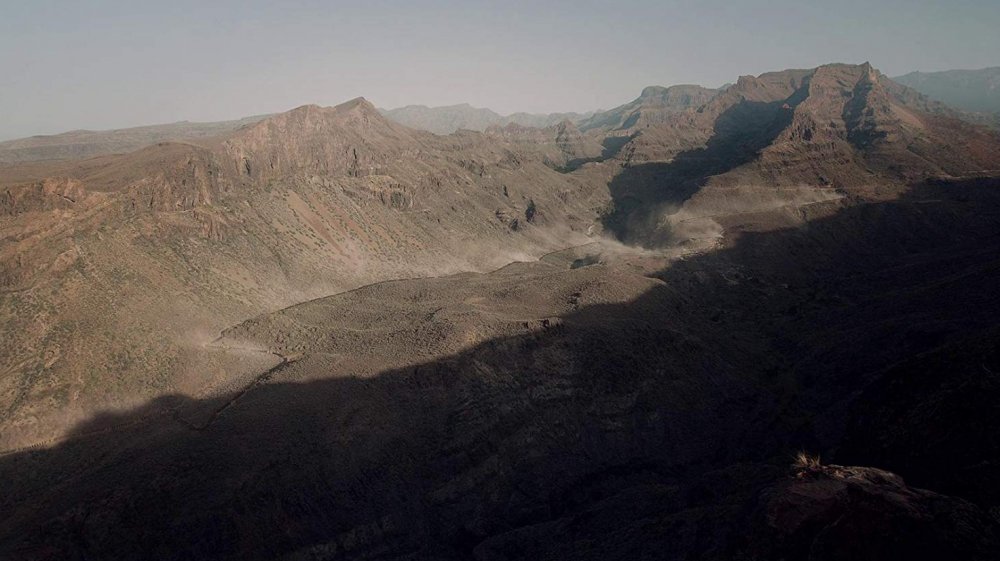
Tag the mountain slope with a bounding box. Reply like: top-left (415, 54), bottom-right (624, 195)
top-left (379, 103), bottom-right (506, 134)
top-left (4, 64), bottom-right (998, 449)
top-left (482, 120), bottom-right (604, 170)
top-left (0, 98), bottom-right (610, 448)
top-left (3, 177), bottom-right (1000, 560)
top-left (597, 63), bottom-right (1000, 246)
top-left (0, 115), bottom-right (270, 164)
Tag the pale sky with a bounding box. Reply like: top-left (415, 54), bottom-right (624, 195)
top-left (2, 0), bottom-right (998, 140)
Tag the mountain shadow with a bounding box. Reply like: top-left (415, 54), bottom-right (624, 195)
top-left (601, 100), bottom-right (796, 246)
top-left (557, 134), bottom-right (634, 172)
top-left (2, 178), bottom-right (1000, 560)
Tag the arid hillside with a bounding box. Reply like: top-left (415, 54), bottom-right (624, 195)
top-left (589, 63), bottom-right (1000, 246)
top-left (2, 63), bottom-right (1000, 559)
top-left (3, 178), bottom-right (1000, 560)
top-left (0, 98), bottom-right (609, 448)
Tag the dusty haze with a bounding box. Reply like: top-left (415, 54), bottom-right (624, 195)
top-left (3, 0), bottom-right (1000, 140)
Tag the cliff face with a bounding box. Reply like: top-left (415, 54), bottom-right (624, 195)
top-left (596, 63), bottom-right (1000, 247)
top-left (483, 120), bottom-right (604, 169)
top-left (2, 178), bottom-right (89, 216)
top-left (578, 84), bottom-right (720, 133)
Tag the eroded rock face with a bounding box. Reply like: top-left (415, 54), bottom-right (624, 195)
top-left (578, 84), bottom-right (721, 132)
top-left (747, 464), bottom-right (1000, 561)
top-left (1, 178), bottom-right (88, 216)
top-left (596, 63), bottom-right (1000, 248)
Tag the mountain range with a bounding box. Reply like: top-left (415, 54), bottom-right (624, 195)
top-left (378, 103), bottom-right (597, 135)
top-left (2, 62), bottom-right (1000, 560)
top-left (893, 67), bottom-right (1000, 128)
top-left (3, 65), bottom-right (997, 167)
top-left (893, 67), bottom-right (1000, 113)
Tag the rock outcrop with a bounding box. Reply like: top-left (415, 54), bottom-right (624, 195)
top-left (747, 462), bottom-right (1000, 560)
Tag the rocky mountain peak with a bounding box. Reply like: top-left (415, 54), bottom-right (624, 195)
top-left (333, 96), bottom-right (378, 113)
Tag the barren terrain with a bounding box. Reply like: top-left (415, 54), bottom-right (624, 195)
top-left (2, 63), bottom-right (1000, 559)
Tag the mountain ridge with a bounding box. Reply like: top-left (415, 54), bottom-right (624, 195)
top-left (379, 102), bottom-right (597, 135)
top-left (3, 61), bottom-right (1000, 558)
top-left (5, 64), bottom-right (997, 163)
top-left (892, 66), bottom-right (1000, 128)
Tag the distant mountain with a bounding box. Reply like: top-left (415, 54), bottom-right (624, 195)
top-left (893, 67), bottom-right (1000, 128)
top-left (379, 103), bottom-right (503, 134)
top-left (578, 84), bottom-right (720, 132)
top-left (483, 120), bottom-right (604, 169)
top-left (893, 67), bottom-right (1000, 113)
top-left (505, 110), bottom-right (597, 130)
top-left (379, 103), bottom-right (595, 134)
top-left (0, 115), bottom-right (270, 164)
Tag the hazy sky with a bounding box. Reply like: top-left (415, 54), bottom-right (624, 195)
top-left (2, 0), bottom-right (998, 140)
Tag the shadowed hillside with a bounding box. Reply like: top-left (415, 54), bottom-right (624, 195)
top-left (0, 98), bottom-right (614, 449)
top-left (2, 178), bottom-right (999, 560)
